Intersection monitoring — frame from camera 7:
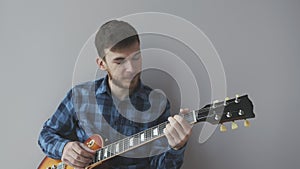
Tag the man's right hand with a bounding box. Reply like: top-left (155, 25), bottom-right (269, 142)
top-left (61, 141), bottom-right (96, 169)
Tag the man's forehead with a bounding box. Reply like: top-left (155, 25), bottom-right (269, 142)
top-left (104, 43), bottom-right (140, 59)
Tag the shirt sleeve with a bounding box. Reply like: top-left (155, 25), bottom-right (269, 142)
top-left (149, 101), bottom-right (187, 169)
top-left (150, 144), bottom-right (186, 169)
top-left (38, 89), bottom-right (77, 159)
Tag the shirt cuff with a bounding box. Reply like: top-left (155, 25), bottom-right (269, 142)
top-left (167, 144), bottom-right (186, 155)
top-left (55, 139), bottom-right (71, 158)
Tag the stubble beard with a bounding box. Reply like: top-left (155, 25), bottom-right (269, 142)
top-left (107, 70), bottom-right (141, 92)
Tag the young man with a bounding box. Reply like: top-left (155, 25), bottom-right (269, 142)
top-left (38, 20), bottom-right (192, 169)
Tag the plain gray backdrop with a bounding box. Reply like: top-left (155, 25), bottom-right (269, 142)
top-left (1, 0), bottom-right (299, 168)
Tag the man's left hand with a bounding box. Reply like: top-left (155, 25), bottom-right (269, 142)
top-left (164, 108), bottom-right (193, 150)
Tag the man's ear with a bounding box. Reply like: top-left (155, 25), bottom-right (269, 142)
top-left (96, 57), bottom-right (107, 70)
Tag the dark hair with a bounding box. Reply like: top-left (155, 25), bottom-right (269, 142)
top-left (95, 20), bottom-right (140, 59)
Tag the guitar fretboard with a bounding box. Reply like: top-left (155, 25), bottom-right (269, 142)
top-left (92, 111), bottom-right (197, 163)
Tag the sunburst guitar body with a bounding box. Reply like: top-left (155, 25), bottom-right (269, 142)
top-left (38, 134), bottom-right (105, 169)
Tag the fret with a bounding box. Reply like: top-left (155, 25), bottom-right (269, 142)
top-left (145, 128), bottom-right (151, 141)
top-left (108, 144), bottom-right (112, 157)
top-left (149, 128), bottom-right (153, 140)
top-left (158, 124), bottom-right (162, 135)
top-left (100, 149), bottom-right (104, 161)
top-left (111, 143), bottom-right (115, 156)
top-left (124, 138), bottom-right (129, 151)
top-left (134, 134), bottom-right (139, 145)
top-left (183, 111), bottom-right (196, 124)
top-left (111, 144), bottom-right (114, 156)
top-left (106, 145), bottom-right (110, 158)
top-left (120, 139), bottom-right (124, 153)
top-left (114, 143), bottom-right (117, 155)
top-left (110, 144), bottom-right (113, 157)
top-left (158, 122), bottom-right (166, 135)
top-left (129, 137), bottom-right (134, 147)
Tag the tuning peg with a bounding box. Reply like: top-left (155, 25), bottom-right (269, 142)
top-left (235, 94), bottom-right (240, 103)
top-left (244, 120), bottom-right (250, 127)
top-left (212, 100), bottom-right (219, 108)
top-left (231, 121), bottom-right (238, 130)
top-left (238, 110), bottom-right (244, 116)
top-left (214, 114), bottom-right (220, 121)
top-left (220, 124), bottom-right (227, 132)
top-left (224, 97), bottom-right (230, 106)
top-left (226, 112), bottom-right (232, 118)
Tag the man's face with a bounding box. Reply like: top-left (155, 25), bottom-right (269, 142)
top-left (98, 41), bottom-right (142, 90)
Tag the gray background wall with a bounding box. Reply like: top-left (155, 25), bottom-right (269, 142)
top-left (1, 0), bottom-right (300, 168)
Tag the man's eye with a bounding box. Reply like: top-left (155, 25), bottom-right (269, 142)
top-left (115, 60), bottom-right (125, 64)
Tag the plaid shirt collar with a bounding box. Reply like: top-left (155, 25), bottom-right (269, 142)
top-left (95, 75), bottom-right (149, 101)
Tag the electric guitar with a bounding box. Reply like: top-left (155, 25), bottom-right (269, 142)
top-left (38, 94), bottom-right (255, 169)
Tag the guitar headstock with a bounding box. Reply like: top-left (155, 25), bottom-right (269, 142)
top-left (195, 94), bottom-right (255, 132)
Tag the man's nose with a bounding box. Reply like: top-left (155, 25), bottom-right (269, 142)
top-left (124, 60), bottom-right (135, 72)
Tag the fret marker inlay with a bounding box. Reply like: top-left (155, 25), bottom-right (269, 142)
top-left (141, 133), bottom-right (145, 141)
top-left (104, 148), bottom-right (108, 158)
top-left (116, 143), bottom-right (119, 153)
top-left (129, 138), bottom-right (134, 146)
top-left (153, 128), bottom-right (158, 136)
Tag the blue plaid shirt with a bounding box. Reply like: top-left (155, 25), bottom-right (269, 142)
top-left (38, 75), bottom-right (186, 169)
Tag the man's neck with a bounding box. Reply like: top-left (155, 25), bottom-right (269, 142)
top-left (108, 80), bottom-right (130, 101)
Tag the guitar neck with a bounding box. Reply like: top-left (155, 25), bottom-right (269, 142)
top-left (89, 94), bottom-right (255, 167)
top-left (91, 111), bottom-right (197, 164)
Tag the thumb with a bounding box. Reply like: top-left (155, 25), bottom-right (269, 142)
top-left (79, 142), bottom-right (96, 154)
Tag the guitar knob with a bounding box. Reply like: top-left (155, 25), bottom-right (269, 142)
top-left (244, 120), bottom-right (250, 127)
top-left (231, 121), bottom-right (238, 130)
top-left (87, 139), bottom-right (95, 148)
top-left (220, 124), bottom-right (227, 132)
top-left (47, 165), bottom-right (57, 169)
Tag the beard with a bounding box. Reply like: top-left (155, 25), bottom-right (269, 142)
top-left (107, 70), bottom-right (141, 92)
